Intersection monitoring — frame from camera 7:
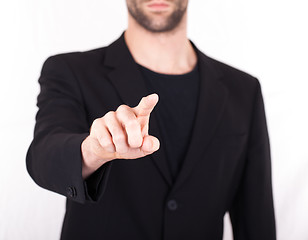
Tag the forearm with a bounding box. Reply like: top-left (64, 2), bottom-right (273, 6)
top-left (27, 132), bottom-right (89, 203)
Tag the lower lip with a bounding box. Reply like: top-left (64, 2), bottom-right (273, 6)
top-left (147, 3), bottom-right (169, 11)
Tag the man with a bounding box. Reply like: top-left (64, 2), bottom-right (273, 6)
top-left (26, 0), bottom-right (276, 239)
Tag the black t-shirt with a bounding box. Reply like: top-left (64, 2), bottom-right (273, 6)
top-left (138, 63), bottom-right (200, 181)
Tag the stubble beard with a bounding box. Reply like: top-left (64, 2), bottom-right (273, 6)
top-left (127, 0), bottom-right (188, 33)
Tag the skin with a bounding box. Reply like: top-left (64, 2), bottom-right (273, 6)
top-left (81, 0), bottom-right (197, 179)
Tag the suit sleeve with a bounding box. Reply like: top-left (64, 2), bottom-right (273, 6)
top-left (26, 55), bottom-right (111, 204)
top-left (229, 79), bottom-right (276, 239)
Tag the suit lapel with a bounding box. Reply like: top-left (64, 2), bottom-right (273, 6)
top-left (172, 49), bottom-right (229, 192)
top-left (104, 33), bottom-right (173, 186)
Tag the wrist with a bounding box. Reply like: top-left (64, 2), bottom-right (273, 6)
top-left (81, 136), bottom-right (107, 179)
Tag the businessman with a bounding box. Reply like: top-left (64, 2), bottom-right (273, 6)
top-left (26, 0), bottom-right (276, 239)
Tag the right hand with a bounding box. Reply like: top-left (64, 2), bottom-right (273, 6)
top-left (81, 93), bottom-right (160, 179)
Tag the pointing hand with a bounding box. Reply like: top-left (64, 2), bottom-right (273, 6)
top-left (81, 93), bottom-right (160, 178)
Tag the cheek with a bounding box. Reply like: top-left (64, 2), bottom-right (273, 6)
top-left (127, 0), bottom-right (138, 11)
top-left (177, 0), bottom-right (188, 8)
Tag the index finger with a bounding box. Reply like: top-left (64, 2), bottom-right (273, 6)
top-left (133, 93), bottom-right (159, 117)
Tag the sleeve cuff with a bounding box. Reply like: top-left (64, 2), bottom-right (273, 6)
top-left (84, 161), bottom-right (113, 202)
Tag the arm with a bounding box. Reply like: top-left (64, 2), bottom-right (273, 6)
top-left (26, 55), bottom-right (160, 203)
top-left (26, 55), bottom-right (111, 203)
top-left (229, 80), bottom-right (276, 239)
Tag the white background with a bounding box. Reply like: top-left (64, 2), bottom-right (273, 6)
top-left (0, 0), bottom-right (307, 239)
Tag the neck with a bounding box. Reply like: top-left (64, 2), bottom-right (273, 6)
top-left (124, 13), bottom-right (197, 75)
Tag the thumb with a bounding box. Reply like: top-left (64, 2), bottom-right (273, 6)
top-left (141, 135), bottom-right (160, 153)
top-left (134, 93), bottom-right (159, 117)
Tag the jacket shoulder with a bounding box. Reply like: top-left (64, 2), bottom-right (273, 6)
top-left (51, 46), bottom-right (107, 59)
top-left (199, 53), bottom-right (262, 107)
top-left (208, 55), bottom-right (257, 82)
top-left (202, 54), bottom-right (260, 94)
top-left (41, 46), bottom-right (108, 72)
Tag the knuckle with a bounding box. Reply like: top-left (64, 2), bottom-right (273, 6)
top-left (117, 104), bottom-right (129, 112)
top-left (92, 118), bottom-right (99, 126)
top-left (92, 118), bottom-right (102, 129)
top-left (100, 138), bottom-right (113, 149)
top-left (104, 111), bottom-right (115, 119)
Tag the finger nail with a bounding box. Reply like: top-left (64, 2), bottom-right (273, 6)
top-left (152, 138), bottom-right (160, 151)
top-left (148, 93), bottom-right (158, 103)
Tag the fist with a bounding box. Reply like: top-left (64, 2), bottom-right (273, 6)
top-left (81, 93), bottom-right (160, 178)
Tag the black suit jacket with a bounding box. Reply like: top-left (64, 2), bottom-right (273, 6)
top-left (26, 33), bottom-right (276, 240)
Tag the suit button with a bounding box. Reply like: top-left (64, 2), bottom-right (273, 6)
top-left (66, 186), bottom-right (77, 198)
top-left (167, 200), bottom-right (178, 211)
